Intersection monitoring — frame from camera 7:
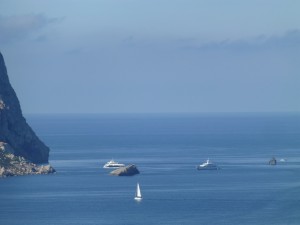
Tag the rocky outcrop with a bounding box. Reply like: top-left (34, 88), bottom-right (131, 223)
top-left (0, 52), bottom-right (50, 163)
top-left (110, 164), bottom-right (140, 176)
top-left (0, 142), bottom-right (55, 177)
top-left (269, 157), bottom-right (277, 165)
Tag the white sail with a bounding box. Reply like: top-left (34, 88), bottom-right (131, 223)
top-left (134, 183), bottom-right (142, 200)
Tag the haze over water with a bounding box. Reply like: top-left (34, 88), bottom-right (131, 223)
top-left (1, 1), bottom-right (299, 114)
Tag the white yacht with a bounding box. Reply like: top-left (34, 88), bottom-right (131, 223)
top-left (197, 159), bottom-right (219, 170)
top-left (103, 159), bottom-right (125, 169)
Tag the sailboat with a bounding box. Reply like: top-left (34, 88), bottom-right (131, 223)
top-left (134, 183), bottom-right (142, 201)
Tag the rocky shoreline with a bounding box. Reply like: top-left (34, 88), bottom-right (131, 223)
top-left (0, 142), bottom-right (55, 178)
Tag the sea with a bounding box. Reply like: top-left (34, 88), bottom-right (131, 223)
top-left (0, 113), bottom-right (300, 225)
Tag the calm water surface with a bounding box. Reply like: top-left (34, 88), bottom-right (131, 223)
top-left (1, 113), bottom-right (300, 225)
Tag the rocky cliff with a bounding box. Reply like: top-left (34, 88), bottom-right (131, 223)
top-left (0, 52), bottom-right (50, 164)
top-left (0, 142), bottom-right (55, 177)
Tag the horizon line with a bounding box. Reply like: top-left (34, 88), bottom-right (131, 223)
top-left (24, 111), bottom-right (300, 116)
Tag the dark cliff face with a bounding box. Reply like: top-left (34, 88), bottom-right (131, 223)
top-left (0, 52), bottom-right (49, 163)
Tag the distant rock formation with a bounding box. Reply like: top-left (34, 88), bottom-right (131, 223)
top-left (0, 52), bottom-right (50, 164)
top-left (269, 157), bottom-right (277, 165)
top-left (0, 142), bottom-right (55, 177)
top-left (110, 164), bottom-right (140, 176)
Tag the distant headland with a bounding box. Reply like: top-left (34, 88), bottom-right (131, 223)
top-left (0, 52), bottom-right (55, 177)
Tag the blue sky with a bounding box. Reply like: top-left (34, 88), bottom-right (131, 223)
top-left (1, 0), bottom-right (299, 113)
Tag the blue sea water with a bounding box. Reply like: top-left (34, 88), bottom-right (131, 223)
top-left (1, 113), bottom-right (300, 225)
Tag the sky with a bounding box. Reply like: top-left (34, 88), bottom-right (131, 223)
top-left (0, 0), bottom-right (299, 114)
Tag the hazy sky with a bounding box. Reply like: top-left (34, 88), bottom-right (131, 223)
top-left (1, 0), bottom-right (299, 113)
